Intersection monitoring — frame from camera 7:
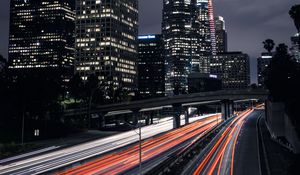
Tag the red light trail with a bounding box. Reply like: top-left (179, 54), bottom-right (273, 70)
top-left (192, 109), bottom-right (254, 175)
top-left (58, 114), bottom-right (222, 175)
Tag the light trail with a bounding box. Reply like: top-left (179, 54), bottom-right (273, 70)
top-left (0, 114), bottom-right (219, 175)
top-left (192, 109), bottom-right (254, 175)
top-left (57, 114), bottom-right (222, 175)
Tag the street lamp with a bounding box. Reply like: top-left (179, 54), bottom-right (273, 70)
top-left (21, 110), bottom-right (25, 145)
top-left (124, 115), bottom-right (142, 175)
top-left (138, 120), bottom-right (142, 175)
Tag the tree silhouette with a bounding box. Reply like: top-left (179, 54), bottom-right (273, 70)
top-left (290, 5), bottom-right (300, 50)
top-left (289, 5), bottom-right (300, 33)
top-left (0, 55), bottom-right (8, 81)
top-left (263, 39), bottom-right (275, 53)
top-left (0, 54), bottom-right (6, 63)
top-left (0, 55), bottom-right (9, 126)
top-left (265, 43), bottom-right (298, 102)
top-left (68, 74), bottom-right (84, 103)
top-left (85, 74), bottom-right (101, 128)
top-left (0, 55), bottom-right (7, 73)
top-left (173, 82), bottom-right (180, 95)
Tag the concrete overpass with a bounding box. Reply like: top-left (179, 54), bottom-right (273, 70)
top-left (64, 89), bottom-right (268, 128)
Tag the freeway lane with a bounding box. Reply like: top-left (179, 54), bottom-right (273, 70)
top-left (233, 110), bottom-right (262, 175)
top-left (183, 109), bottom-right (255, 175)
top-left (0, 114), bottom-right (218, 175)
top-left (57, 114), bottom-right (222, 175)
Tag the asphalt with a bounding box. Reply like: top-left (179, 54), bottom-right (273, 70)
top-left (0, 114), bottom-right (216, 175)
top-left (233, 110), bottom-right (262, 175)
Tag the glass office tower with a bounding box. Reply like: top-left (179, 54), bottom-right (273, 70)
top-left (211, 52), bottom-right (251, 89)
top-left (75, 0), bottom-right (138, 91)
top-left (163, 0), bottom-right (212, 95)
top-left (215, 16), bottom-right (228, 53)
top-left (9, 0), bottom-right (75, 73)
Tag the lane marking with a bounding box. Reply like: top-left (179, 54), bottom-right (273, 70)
top-left (256, 111), bottom-right (271, 175)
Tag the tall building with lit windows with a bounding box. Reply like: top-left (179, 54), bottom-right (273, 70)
top-left (211, 52), bottom-right (250, 89)
top-left (197, 0), bottom-right (216, 55)
top-left (162, 0), bottom-right (212, 95)
top-left (75, 0), bottom-right (138, 91)
top-left (138, 34), bottom-right (165, 99)
top-left (9, 0), bottom-right (75, 73)
top-left (214, 16), bottom-right (227, 53)
top-left (196, 0), bottom-right (214, 71)
top-left (257, 52), bottom-right (273, 88)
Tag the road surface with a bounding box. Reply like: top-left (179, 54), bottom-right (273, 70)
top-left (183, 109), bottom-right (261, 175)
top-left (233, 110), bottom-right (262, 175)
top-left (57, 114), bottom-right (221, 175)
top-left (0, 114), bottom-right (218, 175)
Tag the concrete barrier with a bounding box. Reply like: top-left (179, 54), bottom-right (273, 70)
top-left (265, 101), bottom-right (285, 138)
top-left (265, 100), bottom-right (300, 153)
top-left (284, 113), bottom-right (300, 154)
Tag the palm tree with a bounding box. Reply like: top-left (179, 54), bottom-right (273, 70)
top-left (263, 39), bottom-right (275, 53)
top-left (289, 5), bottom-right (300, 33)
top-left (0, 55), bottom-right (7, 71)
top-left (290, 5), bottom-right (300, 50)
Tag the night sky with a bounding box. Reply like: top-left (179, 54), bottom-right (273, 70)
top-left (0, 0), bottom-right (298, 83)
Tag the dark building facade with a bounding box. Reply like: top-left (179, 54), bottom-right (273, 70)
top-left (214, 16), bottom-right (227, 53)
top-left (9, 0), bottom-right (75, 73)
top-left (162, 0), bottom-right (212, 95)
top-left (188, 73), bottom-right (221, 93)
top-left (75, 0), bottom-right (138, 91)
top-left (138, 34), bottom-right (165, 99)
top-left (211, 52), bottom-right (250, 89)
top-left (257, 52), bottom-right (273, 88)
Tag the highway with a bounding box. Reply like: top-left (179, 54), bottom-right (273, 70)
top-left (0, 113), bottom-right (219, 175)
top-left (233, 110), bottom-right (263, 175)
top-left (183, 109), bottom-right (256, 175)
top-left (57, 114), bottom-right (221, 175)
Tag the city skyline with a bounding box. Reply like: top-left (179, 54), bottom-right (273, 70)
top-left (0, 0), bottom-right (298, 84)
top-left (0, 1), bottom-right (299, 174)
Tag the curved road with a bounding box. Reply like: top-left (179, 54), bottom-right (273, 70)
top-left (183, 109), bottom-right (263, 175)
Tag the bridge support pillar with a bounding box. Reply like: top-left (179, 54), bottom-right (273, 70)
top-left (115, 119), bottom-right (121, 126)
top-left (172, 103), bottom-right (182, 129)
top-left (221, 102), bottom-right (226, 120)
top-left (265, 100), bottom-right (269, 122)
top-left (221, 100), bottom-right (234, 120)
top-left (229, 101), bottom-right (234, 118)
top-left (98, 112), bottom-right (106, 129)
top-left (132, 109), bottom-right (140, 126)
top-left (221, 100), bottom-right (229, 120)
top-left (150, 112), bottom-right (154, 124)
top-left (184, 107), bottom-right (190, 125)
top-left (145, 114), bottom-right (150, 125)
top-left (197, 107), bottom-right (202, 116)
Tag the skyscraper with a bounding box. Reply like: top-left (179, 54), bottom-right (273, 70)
top-left (197, 0), bottom-right (214, 71)
top-left (257, 52), bottom-right (273, 88)
top-left (138, 34), bottom-right (165, 99)
top-left (9, 0), bottom-right (75, 73)
top-left (206, 0), bottom-right (217, 55)
top-left (214, 16), bottom-right (228, 53)
top-left (162, 0), bottom-right (212, 95)
top-left (291, 33), bottom-right (300, 63)
top-left (75, 0), bottom-right (138, 91)
top-left (211, 52), bottom-right (250, 89)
